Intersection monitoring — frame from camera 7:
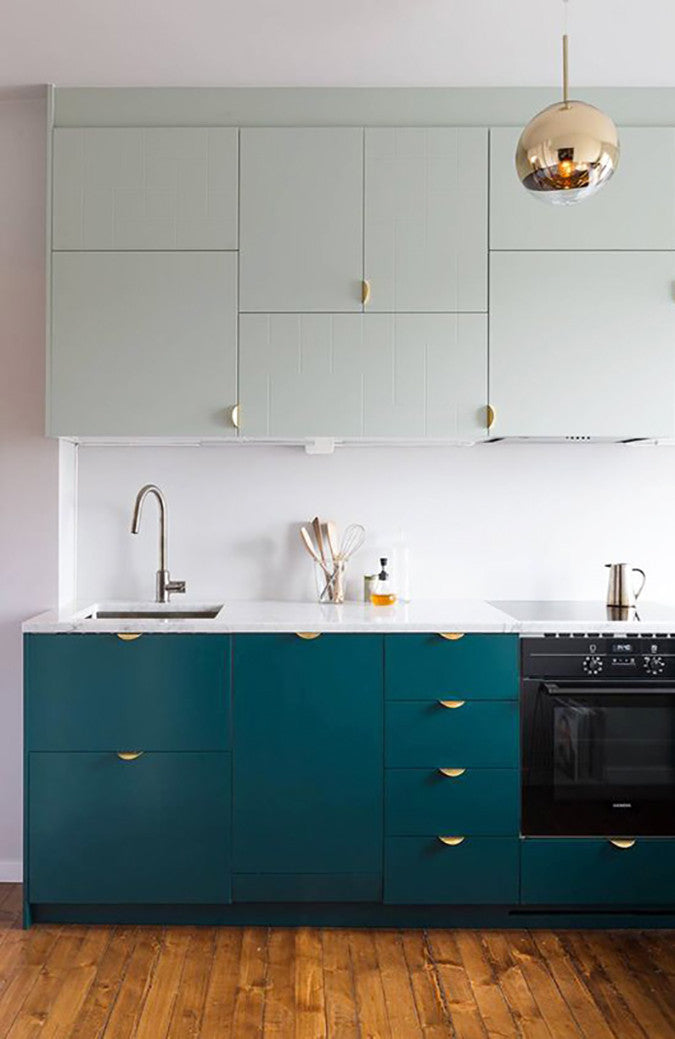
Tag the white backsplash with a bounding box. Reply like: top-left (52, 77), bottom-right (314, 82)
top-left (76, 441), bottom-right (675, 606)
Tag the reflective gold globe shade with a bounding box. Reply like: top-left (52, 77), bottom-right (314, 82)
top-left (515, 36), bottom-right (620, 205)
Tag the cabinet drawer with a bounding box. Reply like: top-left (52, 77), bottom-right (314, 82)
top-left (386, 700), bottom-right (518, 768)
top-left (521, 838), bottom-right (675, 906)
top-left (386, 768), bottom-right (519, 836)
top-left (385, 836), bottom-right (519, 904)
top-left (25, 634), bottom-right (230, 751)
top-left (385, 634), bottom-right (518, 700)
top-left (28, 752), bottom-right (231, 904)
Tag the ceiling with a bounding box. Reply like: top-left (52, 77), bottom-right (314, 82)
top-left (2, 0), bottom-right (674, 89)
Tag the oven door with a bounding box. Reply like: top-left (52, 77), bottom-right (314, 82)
top-left (522, 681), bottom-right (675, 835)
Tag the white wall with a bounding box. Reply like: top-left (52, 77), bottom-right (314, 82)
top-left (77, 441), bottom-right (675, 607)
top-left (0, 96), bottom-right (56, 881)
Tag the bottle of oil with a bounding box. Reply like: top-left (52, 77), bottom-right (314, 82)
top-left (370, 557), bottom-right (397, 606)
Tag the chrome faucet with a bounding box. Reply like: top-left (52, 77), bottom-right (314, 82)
top-left (130, 484), bottom-right (186, 603)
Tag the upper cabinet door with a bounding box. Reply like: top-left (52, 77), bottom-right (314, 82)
top-left (50, 252), bottom-right (238, 437)
top-left (490, 251), bottom-right (675, 439)
top-left (52, 127), bottom-right (238, 250)
top-left (491, 127), bottom-right (675, 250)
top-left (365, 128), bottom-right (487, 311)
top-left (239, 313), bottom-right (487, 440)
top-left (239, 128), bottom-right (363, 312)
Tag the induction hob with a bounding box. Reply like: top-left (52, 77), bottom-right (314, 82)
top-left (490, 599), bottom-right (675, 629)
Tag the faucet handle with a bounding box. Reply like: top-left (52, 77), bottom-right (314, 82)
top-left (166, 579), bottom-right (186, 595)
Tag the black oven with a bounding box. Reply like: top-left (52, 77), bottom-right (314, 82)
top-left (521, 635), bottom-right (675, 836)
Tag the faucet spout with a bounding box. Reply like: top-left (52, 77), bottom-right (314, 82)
top-left (130, 484), bottom-right (186, 603)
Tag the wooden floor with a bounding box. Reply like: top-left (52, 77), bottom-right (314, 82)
top-left (1, 886), bottom-right (675, 1038)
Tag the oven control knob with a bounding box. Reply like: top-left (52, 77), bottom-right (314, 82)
top-left (644, 655), bottom-right (666, 675)
top-left (583, 655), bottom-right (604, 675)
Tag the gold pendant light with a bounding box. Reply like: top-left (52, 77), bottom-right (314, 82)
top-left (516, 0), bottom-right (619, 205)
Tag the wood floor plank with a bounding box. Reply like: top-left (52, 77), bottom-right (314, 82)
top-left (374, 930), bottom-right (424, 1039)
top-left (5, 927), bottom-right (92, 1039)
top-left (481, 932), bottom-right (552, 1039)
top-left (231, 927), bottom-right (269, 1038)
top-left (261, 928), bottom-right (295, 1038)
top-left (134, 927), bottom-right (192, 1039)
top-left (590, 932), bottom-right (675, 1039)
top-left (506, 931), bottom-right (582, 1039)
top-left (349, 929), bottom-right (394, 1039)
top-left (100, 926), bottom-right (163, 1039)
top-left (34, 928), bottom-right (113, 1039)
top-left (69, 927), bottom-right (137, 1039)
top-left (200, 928), bottom-right (243, 1035)
top-left (454, 930), bottom-right (517, 1039)
top-left (165, 927), bottom-right (216, 1039)
top-left (295, 927), bottom-right (326, 1039)
top-left (530, 931), bottom-right (615, 1039)
top-left (321, 929), bottom-right (360, 1039)
top-left (558, 932), bottom-right (647, 1039)
top-left (642, 932), bottom-right (675, 977)
top-left (400, 930), bottom-right (449, 1039)
top-left (426, 931), bottom-right (487, 1039)
top-left (0, 928), bottom-right (63, 1037)
top-left (610, 931), bottom-right (675, 1030)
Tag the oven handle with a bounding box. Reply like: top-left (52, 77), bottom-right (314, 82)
top-left (541, 682), bottom-right (675, 697)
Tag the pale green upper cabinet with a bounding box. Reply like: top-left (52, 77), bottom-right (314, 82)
top-left (365, 128), bottom-right (487, 311)
top-left (49, 252), bottom-right (238, 437)
top-left (490, 251), bottom-right (675, 438)
top-left (52, 127), bottom-right (238, 250)
top-left (490, 127), bottom-right (675, 250)
top-left (239, 128), bottom-right (364, 312)
top-left (239, 313), bottom-right (487, 439)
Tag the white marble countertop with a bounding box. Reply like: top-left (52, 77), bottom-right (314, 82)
top-left (21, 599), bottom-right (675, 635)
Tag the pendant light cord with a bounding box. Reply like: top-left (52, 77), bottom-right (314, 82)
top-left (562, 0), bottom-right (570, 107)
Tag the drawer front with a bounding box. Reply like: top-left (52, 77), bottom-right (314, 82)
top-left (385, 634), bottom-right (518, 700)
top-left (521, 838), bottom-right (675, 906)
top-left (28, 752), bottom-right (231, 904)
top-left (386, 768), bottom-right (519, 836)
top-left (25, 634), bottom-right (230, 751)
top-left (385, 836), bottom-right (519, 904)
top-left (386, 700), bottom-right (519, 768)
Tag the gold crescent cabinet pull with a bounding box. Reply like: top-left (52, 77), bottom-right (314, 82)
top-left (438, 699), bottom-right (466, 709)
top-left (487, 404), bottom-right (496, 430)
top-left (361, 279), bottom-right (371, 305)
top-left (231, 403), bottom-right (240, 429)
top-left (608, 838), bottom-right (636, 849)
top-left (438, 767), bottom-right (466, 778)
top-left (116, 633), bottom-right (142, 641)
top-left (296, 632), bottom-right (322, 640)
top-left (438, 632), bottom-right (465, 641)
top-left (438, 836), bottom-right (466, 847)
top-left (116, 751), bottom-right (144, 761)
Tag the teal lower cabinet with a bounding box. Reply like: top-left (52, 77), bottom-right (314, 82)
top-left (385, 634), bottom-right (519, 700)
top-left (233, 634), bottom-right (383, 900)
top-left (28, 751), bottom-right (231, 904)
top-left (386, 768), bottom-right (519, 836)
top-left (386, 700), bottom-right (519, 768)
top-left (385, 837), bottom-right (520, 904)
top-left (521, 838), bottom-right (675, 906)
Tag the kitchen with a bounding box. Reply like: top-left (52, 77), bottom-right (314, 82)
top-left (4, 0), bottom-right (675, 1035)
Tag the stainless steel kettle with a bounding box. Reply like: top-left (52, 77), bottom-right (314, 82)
top-left (605, 563), bottom-right (646, 608)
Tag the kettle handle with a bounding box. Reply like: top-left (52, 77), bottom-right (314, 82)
top-left (632, 567), bottom-right (646, 601)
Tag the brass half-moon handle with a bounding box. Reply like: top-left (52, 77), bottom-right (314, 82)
top-left (231, 403), bottom-right (240, 429)
top-left (361, 279), bottom-right (371, 305)
top-left (438, 700), bottom-right (466, 709)
top-left (116, 633), bottom-right (142, 641)
top-left (486, 405), bottom-right (496, 430)
top-left (608, 838), bottom-right (636, 849)
top-left (438, 767), bottom-right (466, 778)
top-left (116, 751), bottom-right (144, 761)
top-left (438, 836), bottom-right (466, 846)
top-left (438, 632), bottom-right (465, 641)
top-left (296, 632), bottom-right (322, 640)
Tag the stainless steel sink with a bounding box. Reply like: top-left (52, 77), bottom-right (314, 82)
top-left (87, 606), bottom-right (223, 620)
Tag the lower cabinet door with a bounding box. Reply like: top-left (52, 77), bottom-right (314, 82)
top-left (521, 838), bottom-right (675, 906)
top-left (386, 768), bottom-right (519, 836)
top-left (28, 752), bottom-right (231, 904)
top-left (385, 836), bottom-right (519, 904)
top-left (386, 700), bottom-right (519, 768)
top-left (233, 634), bottom-right (383, 898)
